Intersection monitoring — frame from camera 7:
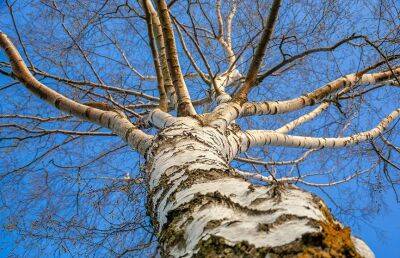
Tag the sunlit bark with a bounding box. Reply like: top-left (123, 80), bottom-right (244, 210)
top-left (145, 117), bottom-right (374, 257)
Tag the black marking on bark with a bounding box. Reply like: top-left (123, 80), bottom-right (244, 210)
top-left (24, 81), bottom-right (48, 100)
top-left (98, 112), bottom-right (105, 124)
top-left (300, 96), bottom-right (306, 105)
top-left (232, 104), bottom-right (241, 117)
top-left (254, 104), bottom-right (259, 114)
top-left (267, 134), bottom-right (272, 145)
top-left (264, 102), bottom-right (270, 113)
top-left (149, 164), bottom-right (183, 198)
top-left (125, 127), bottom-right (135, 141)
top-left (271, 104), bottom-right (278, 114)
top-left (225, 220), bottom-right (241, 226)
top-left (149, 110), bottom-right (155, 124)
top-left (107, 116), bottom-right (112, 128)
top-left (247, 184), bottom-right (256, 192)
top-left (159, 223), bottom-right (186, 255)
top-left (54, 98), bottom-right (62, 109)
top-left (257, 214), bottom-right (315, 233)
top-left (204, 219), bottom-right (225, 231)
top-left (194, 235), bottom-right (270, 258)
top-left (85, 107), bottom-right (93, 118)
top-left (160, 168), bottom-right (231, 212)
top-left (376, 73), bottom-right (391, 82)
top-left (250, 197), bottom-right (269, 206)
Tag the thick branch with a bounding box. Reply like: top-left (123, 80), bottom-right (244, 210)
top-left (0, 32), bottom-right (152, 154)
top-left (234, 0), bottom-right (282, 102)
top-left (241, 108), bottom-right (400, 151)
top-left (156, 0), bottom-right (196, 116)
top-left (275, 85), bottom-right (356, 134)
top-left (143, 0), bottom-right (168, 111)
top-left (145, 108), bottom-right (177, 129)
top-left (242, 67), bottom-right (400, 117)
top-left (141, 0), bottom-right (176, 108)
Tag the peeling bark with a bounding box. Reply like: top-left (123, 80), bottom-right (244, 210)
top-left (145, 119), bottom-right (374, 257)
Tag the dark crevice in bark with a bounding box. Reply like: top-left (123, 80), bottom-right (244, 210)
top-left (155, 184), bottom-right (363, 257)
top-left (194, 227), bottom-right (361, 258)
top-left (158, 191), bottom-right (282, 252)
top-left (149, 164), bottom-right (232, 216)
top-left (257, 214), bottom-right (319, 233)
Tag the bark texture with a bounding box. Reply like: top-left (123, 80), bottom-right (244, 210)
top-left (145, 118), bottom-right (374, 257)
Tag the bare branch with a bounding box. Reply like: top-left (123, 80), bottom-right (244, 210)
top-left (257, 35), bottom-right (365, 83)
top-left (172, 18), bottom-right (210, 84)
top-left (241, 108), bottom-right (400, 151)
top-left (235, 164), bottom-right (376, 187)
top-left (156, 0), bottom-right (196, 116)
top-left (141, 0), bottom-right (176, 108)
top-left (275, 103), bottom-right (329, 134)
top-left (0, 61), bottom-right (160, 101)
top-left (242, 66), bottom-right (400, 117)
top-left (235, 149), bottom-right (316, 167)
top-left (0, 32), bottom-right (152, 154)
top-left (234, 0), bottom-right (282, 102)
top-left (143, 0), bottom-right (168, 111)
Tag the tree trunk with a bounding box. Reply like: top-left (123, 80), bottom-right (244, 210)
top-left (145, 118), bottom-right (374, 257)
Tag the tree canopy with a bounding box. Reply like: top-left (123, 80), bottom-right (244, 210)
top-left (0, 0), bottom-right (399, 256)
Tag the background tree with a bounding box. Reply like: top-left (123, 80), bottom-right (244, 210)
top-left (0, 0), bottom-right (399, 257)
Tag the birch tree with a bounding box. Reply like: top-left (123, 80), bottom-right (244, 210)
top-left (1, 0), bottom-right (399, 257)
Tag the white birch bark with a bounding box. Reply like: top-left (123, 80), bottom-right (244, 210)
top-left (145, 118), bottom-right (374, 257)
top-left (242, 70), bottom-right (399, 117)
top-left (214, 69), bottom-right (242, 104)
top-left (241, 108), bottom-right (400, 150)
